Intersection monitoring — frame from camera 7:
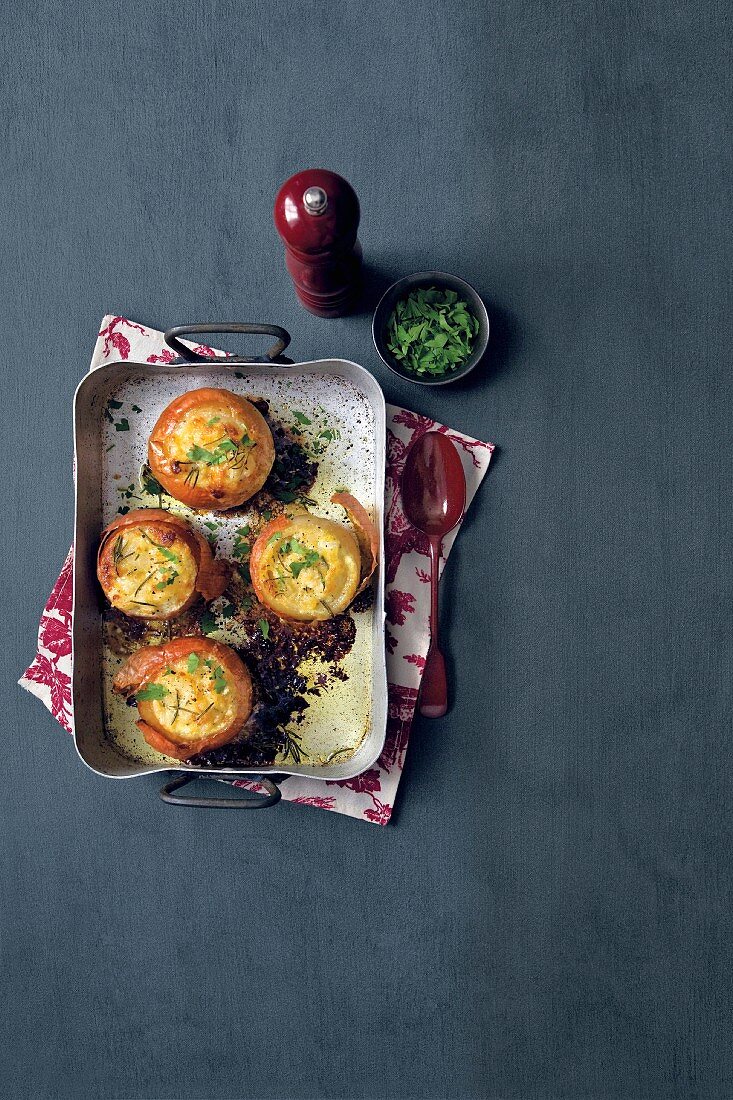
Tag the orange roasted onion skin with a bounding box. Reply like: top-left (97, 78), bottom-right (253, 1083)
top-left (148, 388), bottom-right (275, 510)
top-left (97, 508), bottom-right (227, 619)
top-left (112, 637), bottom-right (252, 761)
top-left (330, 492), bottom-right (379, 595)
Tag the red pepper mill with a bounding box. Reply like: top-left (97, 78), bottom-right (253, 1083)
top-left (274, 169), bottom-right (362, 317)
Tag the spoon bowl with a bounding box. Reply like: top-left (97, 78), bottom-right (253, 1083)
top-left (402, 431), bottom-right (466, 536)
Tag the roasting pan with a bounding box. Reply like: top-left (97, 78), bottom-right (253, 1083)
top-left (72, 323), bottom-right (387, 808)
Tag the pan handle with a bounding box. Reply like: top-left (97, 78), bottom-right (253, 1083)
top-left (163, 323), bottom-right (292, 364)
top-left (159, 772), bottom-right (282, 809)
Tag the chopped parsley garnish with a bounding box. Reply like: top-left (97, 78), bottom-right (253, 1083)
top-left (180, 430), bottom-right (258, 489)
top-left (212, 665), bottom-right (227, 693)
top-left (104, 399), bottom-right (130, 433)
top-left (289, 549), bottom-right (322, 579)
top-left (386, 286), bottom-right (478, 377)
top-left (232, 528), bottom-right (251, 559)
top-left (141, 468), bottom-right (165, 500)
top-left (258, 619), bottom-right (270, 640)
top-left (159, 548), bottom-right (178, 562)
top-left (278, 537), bottom-right (305, 556)
top-left (310, 427), bottom-right (340, 456)
top-left (135, 683), bottom-right (169, 702)
top-left (117, 482), bottom-right (141, 503)
top-left (274, 537), bottom-right (324, 581)
top-left (187, 653), bottom-right (200, 673)
top-left (199, 609), bottom-right (217, 635)
top-left (292, 411), bottom-right (311, 425)
top-left (154, 568), bottom-right (178, 591)
top-left (186, 434), bottom-right (255, 468)
top-left (206, 416), bottom-right (221, 426)
top-left (187, 443), bottom-right (218, 463)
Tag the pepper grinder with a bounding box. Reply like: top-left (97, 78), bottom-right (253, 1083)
top-left (274, 169), bottom-right (362, 317)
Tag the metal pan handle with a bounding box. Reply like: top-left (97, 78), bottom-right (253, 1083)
top-left (163, 323), bottom-right (292, 364)
top-left (159, 772), bottom-right (282, 809)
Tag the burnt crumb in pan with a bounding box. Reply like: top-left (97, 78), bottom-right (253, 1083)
top-left (350, 588), bottom-right (373, 614)
top-left (248, 398), bottom-right (319, 510)
top-left (188, 564), bottom-right (357, 767)
top-left (190, 612), bottom-right (356, 768)
top-left (103, 606), bottom-right (209, 657)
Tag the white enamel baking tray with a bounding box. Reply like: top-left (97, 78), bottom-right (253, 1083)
top-left (72, 324), bottom-right (387, 807)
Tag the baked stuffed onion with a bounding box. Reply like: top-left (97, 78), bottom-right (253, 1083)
top-left (250, 493), bottom-right (378, 623)
top-left (97, 508), bottom-right (228, 620)
top-left (148, 388), bottom-right (275, 510)
top-left (113, 637), bottom-right (253, 760)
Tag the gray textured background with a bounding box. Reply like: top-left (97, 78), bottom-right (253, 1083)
top-left (2, 2), bottom-right (732, 1098)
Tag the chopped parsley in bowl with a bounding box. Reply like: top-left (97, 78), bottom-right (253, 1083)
top-left (372, 271), bottom-right (489, 386)
top-left (386, 287), bottom-right (479, 377)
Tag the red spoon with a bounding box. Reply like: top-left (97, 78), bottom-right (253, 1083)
top-left (401, 431), bottom-right (466, 718)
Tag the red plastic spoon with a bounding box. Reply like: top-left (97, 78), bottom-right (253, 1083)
top-left (401, 431), bottom-right (466, 718)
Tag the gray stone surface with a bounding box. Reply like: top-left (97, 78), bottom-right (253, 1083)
top-left (1, 1), bottom-right (732, 1097)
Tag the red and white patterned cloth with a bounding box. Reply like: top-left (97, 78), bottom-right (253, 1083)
top-left (19, 316), bottom-right (494, 825)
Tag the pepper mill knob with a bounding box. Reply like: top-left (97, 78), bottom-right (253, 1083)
top-left (303, 186), bottom-right (328, 214)
top-left (274, 169), bottom-right (362, 317)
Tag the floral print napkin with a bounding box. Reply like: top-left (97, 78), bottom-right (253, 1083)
top-left (19, 317), bottom-right (494, 824)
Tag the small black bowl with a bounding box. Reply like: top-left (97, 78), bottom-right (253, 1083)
top-left (372, 271), bottom-right (489, 386)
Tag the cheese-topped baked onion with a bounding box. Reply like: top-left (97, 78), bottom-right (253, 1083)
top-left (250, 494), bottom-right (378, 623)
top-left (113, 637), bottom-right (252, 760)
top-left (97, 508), bottom-right (228, 620)
top-left (148, 388), bottom-right (275, 510)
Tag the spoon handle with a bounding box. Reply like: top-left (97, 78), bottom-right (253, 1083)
top-left (419, 536), bottom-right (448, 718)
